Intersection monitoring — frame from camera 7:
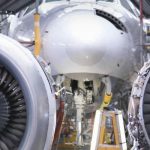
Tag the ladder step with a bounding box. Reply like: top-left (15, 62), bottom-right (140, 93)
top-left (99, 144), bottom-right (120, 147)
top-left (98, 144), bottom-right (120, 150)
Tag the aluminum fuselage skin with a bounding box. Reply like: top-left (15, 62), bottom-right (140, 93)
top-left (10, 0), bottom-right (141, 81)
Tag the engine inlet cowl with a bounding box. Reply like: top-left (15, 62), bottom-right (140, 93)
top-left (0, 34), bottom-right (56, 150)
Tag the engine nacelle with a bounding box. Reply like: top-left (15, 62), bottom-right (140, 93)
top-left (128, 61), bottom-right (150, 149)
top-left (0, 34), bottom-right (56, 150)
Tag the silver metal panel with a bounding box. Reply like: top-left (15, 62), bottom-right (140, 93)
top-left (10, 1), bottom-right (141, 81)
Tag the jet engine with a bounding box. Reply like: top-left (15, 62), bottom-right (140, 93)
top-left (0, 34), bottom-right (56, 150)
top-left (128, 61), bottom-right (150, 149)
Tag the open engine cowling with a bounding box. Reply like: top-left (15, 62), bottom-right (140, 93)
top-left (128, 61), bottom-right (150, 149)
top-left (0, 34), bottom-right (56, 150)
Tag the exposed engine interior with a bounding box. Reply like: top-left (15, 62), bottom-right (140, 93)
top-left (128, 61), bottom-right (150, 149)
top-left (0, 66), bottom-right (26, 149)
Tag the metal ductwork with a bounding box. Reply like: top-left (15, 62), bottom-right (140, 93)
top-left (0, 34), bottom-right (56, 150)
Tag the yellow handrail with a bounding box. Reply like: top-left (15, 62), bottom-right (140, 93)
top-left (33, 13), bottom-right (41, 56)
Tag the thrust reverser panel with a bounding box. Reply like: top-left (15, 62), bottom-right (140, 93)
top-left (0, 34), bottom-right (56, 150)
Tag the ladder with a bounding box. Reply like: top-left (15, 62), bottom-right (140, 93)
top-left (90, 110), bottom-right (127, 150)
